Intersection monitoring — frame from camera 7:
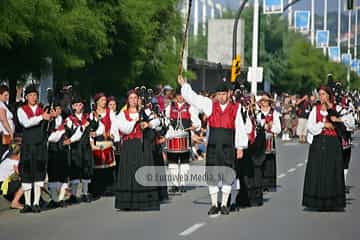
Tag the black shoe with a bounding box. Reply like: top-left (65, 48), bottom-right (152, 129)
top-left (47, 200), bottom-right (59, 209)
top-left (180, 186), bottom-right (187, 193)
top-left (59, 200), bottom-right (67, 208)
top-left (32, 205), bottom-right (41, 213)
top-left (68, 195), bottom-right (81, 204)
top-left (229, 204), bottom-right (239, 212)
top-left (82, 194), bottom-right (91, 203)
top-left (169, 186), bottom-right (179, 193)
top-left (220, 206), bottom-right (230, 215)
top-left (20, 205), bottom-right (33, 214)
top-left (208, 206), bottom-right (219, 215)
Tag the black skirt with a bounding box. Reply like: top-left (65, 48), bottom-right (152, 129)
top-left (302, 135), bottom-right (345, 210)
top-left (19, 143), bottom-right (48, 183)
top-left (48, 143), bottom-right (68, 183)
top-left (262, 153), bottom-right (277, 191)
top-left (239, 146), bottom-right (263, 207)
top-left (114, 135), bottom-right (160, 211)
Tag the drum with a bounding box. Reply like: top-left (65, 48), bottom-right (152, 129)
top-left (265, 133), bottom-right (275, 154)
top-left (92, 141), bottom-right (116, 169)
top-left (165, 132), bottom-right (189, 153)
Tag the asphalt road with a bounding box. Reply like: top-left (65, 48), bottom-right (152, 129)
top-left (0, 132), bottom-right (359, 240)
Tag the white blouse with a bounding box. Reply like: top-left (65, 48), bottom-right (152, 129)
top-left (0, 101), bottom-right (15, 135)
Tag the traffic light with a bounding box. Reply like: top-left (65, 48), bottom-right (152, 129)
top-left (231, 55), bottom-right (241, 83)
top-left (347, 0), bottom-right (354, 10)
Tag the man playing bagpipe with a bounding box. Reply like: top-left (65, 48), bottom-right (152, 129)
top-left (17, 85), bottom-right (53, 213)
top-left (64, 96), bottom-right (104, 204)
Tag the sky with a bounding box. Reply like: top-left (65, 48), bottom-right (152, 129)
top-left (216, 0), bottom-right (357, 14)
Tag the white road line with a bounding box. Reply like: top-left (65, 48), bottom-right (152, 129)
top-left (209, 213), bottom-right (220, 218)
top-left (296, 163), bottom-right (304, 167)
top-left (277, 173), bottom-right (286, 178)
top-left (179, 222), bottom-right (206, 236)
top-left (287, 168), bottom-right (296, 173)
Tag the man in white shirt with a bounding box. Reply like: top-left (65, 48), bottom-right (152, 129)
top-left (178, 76), bottom-right (248, 215)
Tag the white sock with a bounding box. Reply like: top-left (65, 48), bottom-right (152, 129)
top-left (82, 180), bottom-right (91, 195)
top-left (344, 169), bottom-right (349, 183)
top-left (71, 180), bottom-right (80, 197)
top-left (21, 183), bottom-right (32, 206)
top-left (221, 192), bottom-right (230, 207)
top-left (58, 183), bottom-right (68, 201)
top-left (33, 183), bottom-right (42, 206)
top-left (180, 164), bottom-right (190, 187)
top-left (210, 193), bottom-right (218, 207)
top-left (230, 190), bottom-right (238, 205)
top-left (24, 190), bottom-right (32, 206)
top-left (169, 164), bottom-right (179, 187)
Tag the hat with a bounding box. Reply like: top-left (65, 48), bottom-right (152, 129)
top-left (72, 96), bottom-right (83, 104)
top-left (24, 84), bottom-right (38, 96)
top-left (163, 85), bottom-right (173, 91)
top-left (94, 92), bottom-right (106, 103)
top-left (257, 93), bottom-right (274, 103)
top-left (215, 81), bottom-right (231, 93)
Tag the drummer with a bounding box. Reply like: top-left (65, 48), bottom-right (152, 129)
top-left (165, 88), bottom-right (201, 193)
top-left (178, 76), bottom-right (248, 215)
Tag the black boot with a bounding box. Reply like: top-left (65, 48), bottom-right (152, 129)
top-left (208, 206), bottom-right (219, 215)
top-left (20, 205), bottom-right (33, 214)
top-left (82, 194), bottom-right (92, 203)
top-left (220, 206), bottom-right (230, 215)
top-left (32, 205), bottom-right (41, 213)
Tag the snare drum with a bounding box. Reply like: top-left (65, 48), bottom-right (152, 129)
top-left (92, 141), bottom-right (116, 168)
top-left (165, 132), bottom-right (189, 153)
top-left (265, 133), bottom-right (275, 154)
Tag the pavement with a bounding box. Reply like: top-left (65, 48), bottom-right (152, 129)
top-left (0, 132), bottom-right (359, 240)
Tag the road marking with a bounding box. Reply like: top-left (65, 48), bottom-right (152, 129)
top-left (209, 213), bottom-right (220, 218)
top-left (179, 222), bottom-right (206, 236)
top-left (277, 173), bottom-right (286, 178)
top-left (296, 163), bottom-right (304, 167)
top-left (287, 168), bottom-right (296, 173)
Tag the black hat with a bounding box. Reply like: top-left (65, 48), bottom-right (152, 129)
top-left (53, 98), bottom-right (61, 107)
top-left (24, 84), bottom-right (38, 96)
top-left (215, 81), bottom-right (231, 93)
top-left (72, 96), bottom-right (83, 104)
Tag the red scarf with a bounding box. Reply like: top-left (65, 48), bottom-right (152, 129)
top-left (99, 108), bottom-right (111, 133)
top-left (22, 104), bottom-right (43, 118)
top-left (68, 113), bottom-right (88, 127)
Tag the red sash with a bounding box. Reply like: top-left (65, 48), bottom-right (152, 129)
top-left (22, 104), bottom-right (43, 118)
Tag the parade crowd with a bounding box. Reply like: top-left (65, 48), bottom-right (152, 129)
top-left (0, 75), bottom-right (359, 215)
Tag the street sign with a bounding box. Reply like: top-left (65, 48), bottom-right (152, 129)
top-left (247, 67), bottom-right (263, 83)
top-left (316, 30), bottom-right (330, 48)
top-left (294, 11), bottom-right (310, 32)
top-left (341, 53), bottom-right (352, 66)
top-left (263, 0), bottom-right (283, 14)
top-left (328, 47), bottom-right (341, 62)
